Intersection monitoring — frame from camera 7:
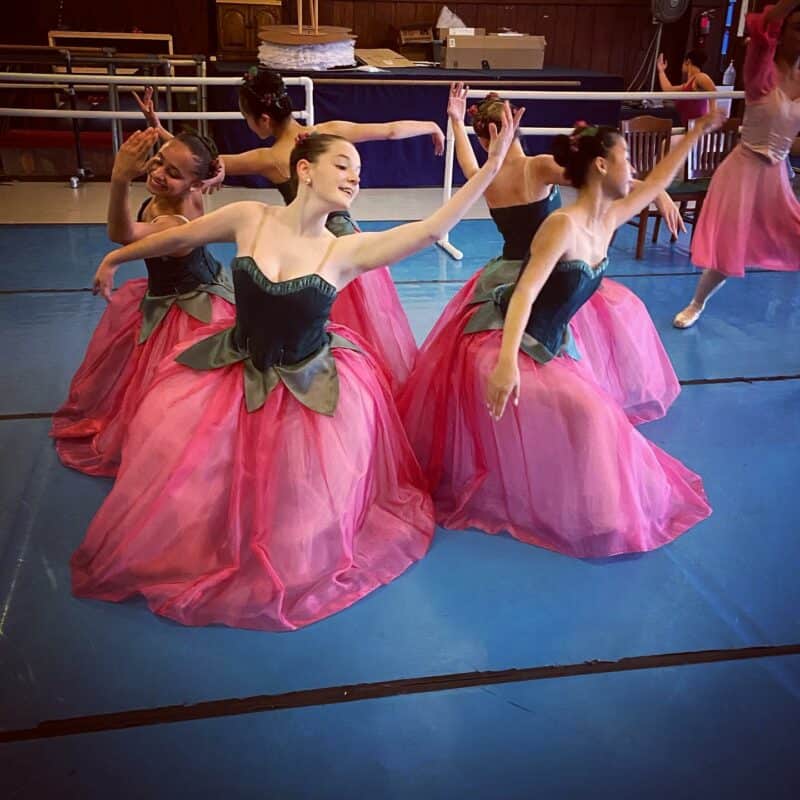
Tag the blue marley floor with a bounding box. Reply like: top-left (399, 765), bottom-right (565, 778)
top-left (1, 219), bottom-right (799, 798)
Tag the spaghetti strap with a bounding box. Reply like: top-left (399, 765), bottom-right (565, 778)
top-left (314, 237), bottom-right (338, 276)
top-left (523, 156), bottom-right (532, 201)
top-left (150, 213), bottom-right (192, 225)
top-left (248, 206), bottom-right (271, 256)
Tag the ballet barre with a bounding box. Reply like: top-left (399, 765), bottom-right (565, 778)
top-left (1, 72), bottom-right (315, 185)
top-left (0, 109), bottom-right (309, 120)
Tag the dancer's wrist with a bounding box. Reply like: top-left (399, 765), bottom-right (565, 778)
top-left (110, 170), bottom-right (135, 184)
top-left (484, 153), bottom-right (503, 172)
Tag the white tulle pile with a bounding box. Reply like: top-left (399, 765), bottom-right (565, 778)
top-left (258, 39), bottom-right (355, 71)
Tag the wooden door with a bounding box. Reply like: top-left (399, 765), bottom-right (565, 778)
top-left (218, 4), bottom-right (249, 53)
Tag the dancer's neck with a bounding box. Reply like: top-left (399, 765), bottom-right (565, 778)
top-left (280, 192), bottom-right (334, 237)
top-left (575, 182), bottom-right (613, 228)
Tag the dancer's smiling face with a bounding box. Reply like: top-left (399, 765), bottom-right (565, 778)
top-left (145, 140), bottom-right (200, 197)
top-left (295, 139), bottom-right (361, 210)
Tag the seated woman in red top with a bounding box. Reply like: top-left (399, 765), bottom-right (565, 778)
top-left (657, 49), bottom-right (717, 126)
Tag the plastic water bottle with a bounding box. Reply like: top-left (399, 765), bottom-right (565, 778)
top-left (723, 61), bottom-right (736, 86)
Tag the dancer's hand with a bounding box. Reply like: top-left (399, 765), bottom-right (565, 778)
top-left (486, 357), bottom-right (521, 421)
top-left (485, 101), bottom-right (525, 165)
top-left (111, 128), bottom-right (159, 182)
top-left (133, 87), bottom-right (161, 129)
top-left (201, 158), bottom-right (226, 194)
top-left (92, 261), bottom-right (116, 301)
top-left (655, 192), bottom-right (686, 238)
top-left (694, 109), bottom-right (726, 135)
top-left (447, 82), bottom-right (468, 122)
top-left (656, 53), bottom-right (667, 73)
top-left (431, 125), bottom-right (445, 156)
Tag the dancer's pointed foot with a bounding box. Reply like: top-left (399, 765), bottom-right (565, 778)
top-left (673, 301), bottom-right (705, 329)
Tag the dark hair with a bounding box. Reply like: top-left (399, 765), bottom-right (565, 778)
top-left (468, 92), bottom-right (518, 140)
top-left (172, 129), bottom-right (220, 180)
top-left (288, 132), bottom-right (351, 191)
top-left (684, 49), bottom-right (708, 68)
top-left (551, 123), bottom-right (621, 188)
top-left (239, 66), bottom-right (293, 123)
top-left (780, 4), bottom-right (800, 34)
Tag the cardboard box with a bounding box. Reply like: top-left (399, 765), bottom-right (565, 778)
top-left (436, 27), bottom-right (485, 40)
top-left (443, 34), bottom-right (546, 70)
top-left (394, 24), bottom-right (434, 44)
top-left (356, 49), bottom-right (416, 68)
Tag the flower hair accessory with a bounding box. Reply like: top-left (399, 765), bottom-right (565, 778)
top-left (242, 66), bottom-right (287, 106)
top-left (569, 120), bottom-right (599, 151)
top-left (295, 131), bottom-right (312, 146)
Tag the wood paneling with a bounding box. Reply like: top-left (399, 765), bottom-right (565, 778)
top-left (0, 0), bottom-right (731, 85)
top-left (297, 0), bottom-right (730, 84)
top-left (0, 1), bottom-right (215, 55)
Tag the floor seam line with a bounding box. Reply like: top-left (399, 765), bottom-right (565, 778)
top-left (2, 643), bottom-right (798, 743)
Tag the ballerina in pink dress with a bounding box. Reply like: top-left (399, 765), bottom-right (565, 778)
top-left (674, 1), bottom-right (800, 328)
top-left (138, 67), bottom-right (445, 392)
top-left (407, 84), bottom-right (685, 428)
top-left (51, 128), bottom-right (235, 477)
top-left (402, 113), bottom-right (721, 559)
top-left (71, 106), bottom-right (522, 631)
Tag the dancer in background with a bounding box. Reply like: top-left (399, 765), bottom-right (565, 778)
top-left (402, 113), bottom-right (721, 560)
top-left (72, 106), bottom-right (522, 631)
top-left (51, 128), bottom-right (234, 477)
top-left (409, 84), bottom-right (684, 427)
top-left (674, 1), bottom-right (800, 328)
top-left (657, 49), bottom-right (717, 126)
top-left (135, 67), bottom-right (445, 392)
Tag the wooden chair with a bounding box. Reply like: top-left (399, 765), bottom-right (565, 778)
top-left (620, 115), bottom-right (673, 259)
top-left (652, 117), bottom-right (741, 243)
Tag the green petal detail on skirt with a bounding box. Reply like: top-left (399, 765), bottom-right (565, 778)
top-left (463, 270), bottom-right (580, 365)
top-left (176, 327), bottom-right (361, 415)
top-left (137, 280), bottom-right (235, 344)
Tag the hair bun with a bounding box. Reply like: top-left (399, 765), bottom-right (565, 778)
top-left (239, 66), bottom-right (292, 123)
top-left (551, 134), bottom-right (573, 168)
top-left (550, 123), bottom-right (619, 188)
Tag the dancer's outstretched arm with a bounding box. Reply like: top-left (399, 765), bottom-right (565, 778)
top-left (610, 110), bottom-right (724, 228)
top-left (218, 147), bottom-right (284, 179)
top-left (133, 88), bottom-right (173, 143)
top-left (330, 104), bottom-right (523, 282)
top-left (318, 119), bottom-right (446, 155)
top-left (656, 54), bottom-right (681, 92)
top-left (94, 201), bottom-right (255, 299)
top-left (485, 212), bottom-right (572, 420)
top-left (527, 155), bottom-right (683, 236)
top-left (447, 82), bottom-right (480, 178)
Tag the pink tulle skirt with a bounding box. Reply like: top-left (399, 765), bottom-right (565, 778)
top-left (572, 278), bottom-right (680, 425)
top-left (691, 145), bottom-right (800, 277)
top-left (50, 279), bottom-right (235, 477)
top-left (330, 267), bottom-right (417, 394)
top-left (398, 288), bottom-right (710, 559)
top-left (419, 267), bottom-right (679, 426)
top-left (70, 321), bottom-right (434, 631)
